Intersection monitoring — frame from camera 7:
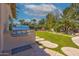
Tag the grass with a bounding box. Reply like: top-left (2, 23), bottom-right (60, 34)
top-left (36, 31), bottom-right (79, 55)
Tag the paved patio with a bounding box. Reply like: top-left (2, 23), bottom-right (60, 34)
top-left (14, 43), bottom-right (63, 56)
top-left (13, 43), bottom-right (50, 56)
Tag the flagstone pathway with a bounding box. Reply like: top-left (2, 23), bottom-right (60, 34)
top-left (44, 48), bottom-right (64, 56)
top-left (36, 36), bottom-right (58, 48)
top-left (72, 36), bottom-right (79, 46)
top-left (39, 41), bottom-right (58, 48)
top-left (36, 36), bottom-right (79, 56)
top-left (61, 47), bottom-right (79, 56)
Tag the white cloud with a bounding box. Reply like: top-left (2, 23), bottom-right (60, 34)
top-left (25, 11), bottom-right (48, 16)
top-left (25, 4), bottom-right (36, 8)
top-left (25, 4), bottom-right (56, 11)
top-left (24, 4), bottom-right (63, 17)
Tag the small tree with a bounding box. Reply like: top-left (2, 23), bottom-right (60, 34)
top-left (31, 19), bottom-right (37, 30)
top-left (45, 13), bottom-right (56, 30)
top-left (19, 19), bottom-right (25, 25)
top-left (38, 18), bottom-right (46, 30)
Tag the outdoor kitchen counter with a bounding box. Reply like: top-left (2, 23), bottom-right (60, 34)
top-left (3, 30), bottom-right (35, 52)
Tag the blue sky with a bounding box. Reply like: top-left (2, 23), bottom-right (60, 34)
top-left (53, 3), bottom-right (70, 10)
top-left (16, 3), bottom-right (71, 21)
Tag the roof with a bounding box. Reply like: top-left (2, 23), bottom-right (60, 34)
top-left (12, 25), bottom-right (30, 31)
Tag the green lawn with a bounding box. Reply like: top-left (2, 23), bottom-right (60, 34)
top-left (36, 31), bottom-right (79, 55)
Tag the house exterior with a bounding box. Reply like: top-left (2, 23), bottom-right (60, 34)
top-left (0, 3), bottom-right (35, 55)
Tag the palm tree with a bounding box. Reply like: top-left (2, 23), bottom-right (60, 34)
top-left (56, 3), bottom-right (79, 34)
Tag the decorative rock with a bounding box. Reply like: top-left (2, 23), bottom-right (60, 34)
top-left (61, 47), bottom-right (79, 56)
top-left (39, 41), bottom-right (58, 48)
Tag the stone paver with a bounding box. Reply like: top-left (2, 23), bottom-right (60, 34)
top-left (36, 36), bottom-right (45, 41)
top-left (36, 38), bottom-right (45, 41)
top-left (44, 48), bottom-right (64, 56)
top-left (61, 47), bottom-right (79, 56)
top-left (39, 45), bottom-right (44, 49)
top-left (72, 36), bottom-right (79, 46)
top-left (36, 36), bottom-right (40, 39)
top-left (39, 41), bottom-right (58, 48)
